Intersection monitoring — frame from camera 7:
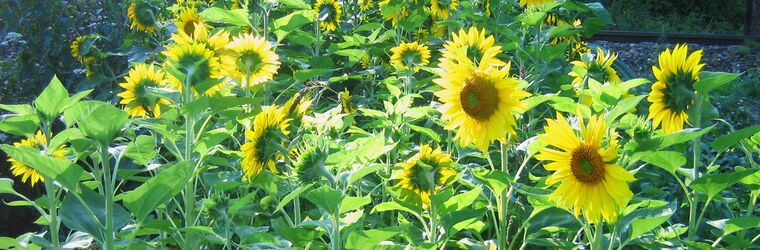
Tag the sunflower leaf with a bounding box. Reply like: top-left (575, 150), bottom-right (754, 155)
top-left (34, 75), bottom-right (69, 123)
top-left (0, 145), bottom-right (83, 192)
top-left (345, 226), bottom-right (409, 250)
top-left (707, 217), bottom-right (760, 236)
top-left (120, 161), bottom-right (193, 222)
top-left (304, 185), bottom-right (343, 215)
top-left (711, 124), bottom-right (760, 152)
top-left (694, 71), bottom-right (741, 93)
top-left (641, 151), bottom-right (686, 174)
top-left (691, 168), bottom-right (760, 200)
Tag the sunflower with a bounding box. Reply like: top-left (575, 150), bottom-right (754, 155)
top-left (519, 0), bottom-right (553, 8)
top-left (440, 27), bottom-right (505, 70)
top-left (359, 0), bottom-right (372, 11)
top-left (7, 131), bottom-right (68, 187)
top-left (172, 22), bottom-right (231, 53)
top-left (648, 44), bottom-right (704, 134)
top-left (434, 48), bottom-right (531, 151)
top-left (378, 0), bottom-right (408, 28)
top-left (175, 7), bottom-right (205, 40)
top-left (163, 42), bottom-right (222, 96)
top-left (220, 33), bottom-right (280, 88)
top-left (118, 64), bottom-right (172, 118)
top-left (128, 0), bottom-right (159, 33)
top-left (83, 56), bottom-right (98, 77)
top-left (396, 145), bottom-right (456, 205)
top-left (241, 106), bottom-right (292, 181)
top-left (430, 0), bottom-right (459, 19)
top-left (70, 35), bottom-right (93, 62)
top-left (535, 113), bottom-right (635, 223)
top-left (339, 89), bottom-right (355, 114)
top-left (569, 48), bottom-right (621, 87)
top-left (314, 0), bottom-right (342, 32)
top-left (390, 41), bottom-right (431, 72)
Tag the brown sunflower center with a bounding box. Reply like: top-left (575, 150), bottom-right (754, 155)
top-left (570, 144), bottom-right (605, 184)
top-left (460, 73), bottom-right (499, 120)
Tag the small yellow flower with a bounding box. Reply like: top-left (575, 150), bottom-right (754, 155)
top-left (314, 0), bottom-right (342, 32)
top-left (118, 64), bottom-right (172, 118)
top-left (430, 0), bottom-right (459, 19)
top-left (569, 48), bottom-right (621, 87)
top-left (378, 0), bottom-right (408, 28)
top-left (175, 7), bottom-right (205, 39)
top-left (7, 131), bottom-right (68, 187)
top-left (163, 42), bottom-right (222, 96)
top-left (648, 44), bottom-right (704, 134)
top-left (241, 106), bottom-right (292, 181)
top-left (440, 27), bottom-right (505, 70)
top-left (390, 41), bottom-right (431, 72)
top-left (128, 0), bottom-right (159, 33)
top-left (396, 145), bottom-right (456, 205)
top-left (220, 33), bottom-right (280, 88)
top-left (519, 0), bottom-right (553, 8)
top-left (535, 113), bottom-right (635, 223)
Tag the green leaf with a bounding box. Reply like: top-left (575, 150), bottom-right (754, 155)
top-left (707, 217), bottom-right (760, 236)
top-left (606, 95), bottom-right (646, 126)
top-left (691, 169), bottom-right (760, 200)
top-left (0, 114), bottom-right (40, 136)
top-left (0, 104), bottom-right (34, 115)
top-left (78, 104), bottom-right (129, 146)
top-left (656, 126), bottom-right (714, 149)
top-left (473, 170), bottom-right (510, 197)
top-left (641, 151), bottom-right (687, 174)
top-left (199, 7), bottom-right (251, 27)
top-left (345, 226), bottom-right (408, 250)
top-left (275, 183), bottom-right (314, 212)
top-left (629, 215), bottom-right (672, 241)
top-left (303, 185), bottom-right (343, 215)
top-left (371, 201), bottom-right (420, 216)
top-left (124, 135), bottom-right (157, 166)
top-left (694, 71), bottom-right (741, 93)
top-left (340, 196), bottom-right (371, 214)
top-left (711, 124), bottom-right (760, 152)
top-left (62, 89), bottom-right (93, 111)
top-left (62, 101), bottom-right (106, 128)
top-left (617, 202), bottom-right (676, 243)
top-left (277, 0), bottom-right (311, 9)
top-left (440, 186), bottom-right (482, 215)
top-left (0, 178), bottom-right (15, 194)
top-left (272, 11), bottom-right (314, 41)
top-left (520, 11), bottom-right (546, 26)
top-left (294, 69), bottom-right (335, 82)
top-left (407, 124), bottom-right (441, 143)
top-left (228, 192), bottom-right (257, 217)
top-left (60, 187), bottom-right (131, 244)
top-left (348, 164), bottom-right (387, 185)
top-left (0, 145), bottom-right (83, 192)
top-left (34, 75), bottom-right (69, 122)
top-left (175, 226), bottom-right (225, 243)
top-left (121, 162), bottom-right (193, 221)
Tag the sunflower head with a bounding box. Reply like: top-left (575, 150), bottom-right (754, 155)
top-left (569, 48), bottom-right (621, 87)
top-left (430, 0), bottom-right (459, 20)
top-left (8, 131), bottom-right (68, 187)
top-left (519, 0), bottom-right (554, 8)
top-left (294, 146), bottom-right (329, 184)
top-left (118, 64), bottom-right (172, 118)
top-left (535, 112), bottom-right (636, 223)
top-left (175, 7), bottom-right (205, 39)
top-left (163, 42), bottom-right (222, 96)
top-left (395, 145), bottom-right (457, 205)
top-left (71, 35), bottom-right (98, 62)
top-left (359, 0), bottom-right (372, 11)
top-left (241, 106), bottom-right (292, 181)
top-left (434, 49), bottom-right (531, 151)
top-left (314, 0), bottom-right (342, 32)
top-left (379, 0), bottom-right (408, 28)
top-left (647, 44), bottom-right (704, 134)
top-left (339, 88), bottom-right (355, 114)
top-left (390, 41), bottom-right (431, 72)
top-left (128, 0), bottom-right (159, 33)
top-left (221, 33), bottom-right (280, 88)
top-left (441, 27), bottom-right (505, 69)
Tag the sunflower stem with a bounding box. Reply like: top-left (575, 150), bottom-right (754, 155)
top-left (100, 147), bottom-right (115, 250)
top-left (44, 180), bottom-right (60, 246)
top-left (498, 141), bottom-right (510, 249)
top-left (182, 72), bottom-right (197, 249)
top-left (591, 222), bottom-right (604, 250)
top-left (688, 93), bottom-right (704, 241)
top-left (429, 200), bottom-right (438, 245)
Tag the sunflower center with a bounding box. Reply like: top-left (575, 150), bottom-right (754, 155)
top-left (663, 70), bottom-right (696, 113)
top-left (460, 73), bottom-right (499, 120)
top-left (570, 144), bottom-right (605, 184)
top-left (238, 52), bottom-right (263, 75)
top-left (412, 160), bottom-right (437, 192)
top-left (587, 63), bottom-right (608, 83)
top-left (401, 50), bottom-right (421, 67)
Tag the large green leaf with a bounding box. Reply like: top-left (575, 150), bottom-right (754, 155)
top-left (0, 145), bottom-right (83, 192)
top-left (347, 164), bottom-right (387, 185)
top-left (617, 202), bottom-right (676, 244)
top-left (340, 196), bottom-right (371, 214)
top-left (0, 178), bottom-right (15, 194)
top-left (707, 217), bottom-right (760, 236)
top-left (440, 186), bottom-right (482, 215)
top-left (711, 124), bottom-right (760, 152)
top-left (62, 101), bottom-right (106, 128)
top-left (0, 114), bottom-right (40, 136)
top-left (199, 7), bottom-right (251, 27)
top-left (34, 75), bottom-right (69, 122)
top-left (120, 162), bottom-right (193, 221)
top-left (656, 126), bottom-right (714, 149)
top-left (345, 226), bottom-right (408, 250)
top-left (124, 135), bottom-right (157, 166)
top-left (606, 95), bottom-right (646, 126)
top-left (694, 71), bottom-right (740, 93)
top-left (641, 151), bottom-right (687, 174)
top-left (303, 185), bottom-right (343, 215)
top-left (274, 183), bottom-right (314, 212)
top-left (473, 169), bottom-right (510, 197)
top-left (277, 0), bottom-right (310, 9)
top-left (60, 187), bottom-right (130, 244)
top-left (691, 169), bottom-right (760, 200)
top-left (78, 104), bottom-right (129, 146)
